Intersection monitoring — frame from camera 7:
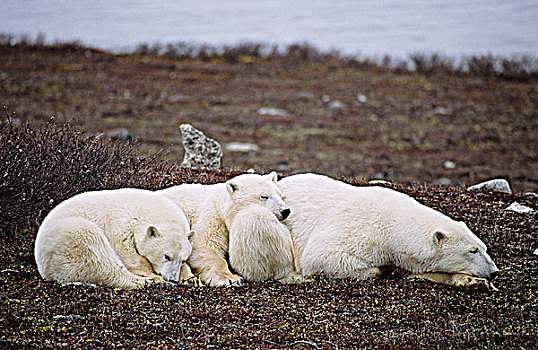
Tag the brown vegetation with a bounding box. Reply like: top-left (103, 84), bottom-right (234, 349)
top-left (0, 41), bottom-right (537, 348)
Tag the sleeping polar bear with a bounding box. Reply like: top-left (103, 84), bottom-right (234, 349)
top-left (278, 173), bottom-right (499, 290)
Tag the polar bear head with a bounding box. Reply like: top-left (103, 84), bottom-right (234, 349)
top-left (134, 220), bottom-right (194, 283)
top-left (226, 171), bottom-right (291, 221)
top-left (427, 220), bottom-right (499, 280)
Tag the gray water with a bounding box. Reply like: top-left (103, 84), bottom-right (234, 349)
top-left (1, 0), bottom-right (537, 58)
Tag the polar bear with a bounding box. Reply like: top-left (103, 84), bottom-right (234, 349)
top-left (228, 204), bottom-right (304, 284)
top-left (35, 188), bottom-right (196, 290)
top-left (278, 173), bottom-right (499, 290)
top-left (158, 172), bottom-right (290, 287)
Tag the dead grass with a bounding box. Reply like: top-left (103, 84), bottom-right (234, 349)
top-left (0, 121), bottom-right (536, 349)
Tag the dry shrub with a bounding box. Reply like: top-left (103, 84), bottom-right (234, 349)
top-left (0, 118), bottom-right (239, 240)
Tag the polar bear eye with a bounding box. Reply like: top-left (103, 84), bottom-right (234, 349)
top-left (164, 254), bottom-right (172, 261)
top-left (469, 248), bottom-right (479, 254)
top-left (259, 195), bottom-right (269, 201)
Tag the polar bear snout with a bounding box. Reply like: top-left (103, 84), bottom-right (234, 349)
top-left (279, 208), bottom-right (291, 221)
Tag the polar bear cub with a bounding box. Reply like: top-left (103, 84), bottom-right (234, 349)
top-left (228, 203), bottom-right (304, 284)
top-left (278, 173), bottom-right (499, 290)
top-left (35, 188), bottom-right (195, 289)
top-left (158, 172), bottom-right (291, 287)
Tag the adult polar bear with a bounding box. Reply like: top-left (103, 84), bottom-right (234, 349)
top-left (35, 189), bottom-right (195, 289)
top-left (158, 172), bottom-right (290, 287)
top-left (278, 173), bottom-right (499, 290)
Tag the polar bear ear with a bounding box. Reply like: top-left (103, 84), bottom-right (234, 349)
top-left (226, 181), bottom-right (239, 197)
top-left (146, 225), bottom-right (161, 238)
top-left (431, 230), bottom-right (447, 246)
top-left (264, 171), bottom-right (278, 183)
top-left (187, 229), bottom-right (195, 240)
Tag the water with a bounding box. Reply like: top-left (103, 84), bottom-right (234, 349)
top-left (1, 0), bottom-right (537, 58)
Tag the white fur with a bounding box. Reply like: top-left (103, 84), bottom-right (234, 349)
top-left (158, 172), bottom-right (290, 286)
top-left (35, 188), bottom-right (193, 289)
top-left (228, 204), bottom-right (303, 284)
top-left (278, 173), bottom-right (499, 280)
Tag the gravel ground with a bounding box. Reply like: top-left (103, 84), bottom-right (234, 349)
top-left (0, 43), bottom-right (537, 349)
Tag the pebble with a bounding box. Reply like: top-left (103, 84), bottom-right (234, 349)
top-left (53, 315), bottom-right (86, 322)
top-left (357, 94), bottom-right (368, 103)
top-left (435, 178), bottom-right (452, 186)
top-left (321, 95), bottom-right (331, 103)
top-left (297, 91), bottom-right (314, 100)
top-left (368, 180), bottom-right (392, 185)
top-left (466, 179), bottom-right (512, 194)
top-left (505, 202), bottom-right (536, 214)
top-left (443, 160), bottom-right (456, 169)
top-left (224, 142), bottom-right (259, 152)
top-left (327, 100), bottom-right (347, 110)
top-left (107, 128), bottom-right (133, 141)
top-left (534, 248), bottom-right (538, 256)
top-left (179, 124), bottom-right (222, 169)
top-left (433, 106), bottom-right (449, 115)
top-left (257, 107), bottom-right (289, 117)
top-left (168, 94), bottom-right (190, 103)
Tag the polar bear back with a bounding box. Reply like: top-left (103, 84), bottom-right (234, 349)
top-left (35, 188), bottom-right (193, 288)
top-left (279, 173), bottom-right (498, 279)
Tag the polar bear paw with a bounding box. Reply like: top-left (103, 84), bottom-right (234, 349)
top-left (205, 272), bottom-right (243, 287)
top-left (454, 274), bottom-right (499, 292)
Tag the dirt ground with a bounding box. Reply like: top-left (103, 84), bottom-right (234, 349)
top-left (0, 43), bottom-right (537, 349)
top-left (1, 42), bottom-right (537, 192)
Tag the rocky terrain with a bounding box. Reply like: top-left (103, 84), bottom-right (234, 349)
top-left (0, 41), bottom-right (537, 348)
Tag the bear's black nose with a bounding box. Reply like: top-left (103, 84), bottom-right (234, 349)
top-left (280, 208), bottom-right (291, 220)
top-left (489, 271), bottom-right (499, 280)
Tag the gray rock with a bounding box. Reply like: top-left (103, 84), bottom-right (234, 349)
top-left (505, 202), bottom-right (536, 214)
top-left (297, 91), bottom-right (314, 100)
top-left (433, 106), bottom-right (449, 115)
top-left (443, 160), bottom-right (456, 169)
top-left (224, 142), bottom-right (259, 152)
top-left (327, 100), bottom-right (347, 110)
top-left (357, 94), bottom-right (368, 103)
top-left (179, 124), bottom-right (222, 169)
top-left (107, 128), bottom-right (133, 141)
top-left (257, 107), bottom-right (289, 117)
top-left (435, 178), bottom-right (452, 186)
top-left (467, 179), bottom-right (512, 194)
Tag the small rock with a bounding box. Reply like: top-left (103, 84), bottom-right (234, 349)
top-left (257, 107), bottom-right (289, 117)
top-left (107, 128), bottom-right (133, 141)
top-left (443, 160), bottom-right (456, 169)
top-left (169, 94), bottom-right (190, 103)
top-left (435, 178), bottom-right (452, 186)
top-left (297, 91), bottom-right (314, 100)
top-left (467, 179), bottom-right (512, 194)
top-left (277, 164), bottom-right (290, 171)
top-left (534, 248), bottom-right (538, 256)
top-left (180, 124), bottom-right (222, 169)
top-left (224, 142), bottom-right (259, 153)
top-left (505, 202), bottom-right (536, 214)
top-left (53, 315), bottom-right (86, 322)
top-left (321, 95), bottom-right (331, 103)
top-left (368, 180), bottom-right (392, 185)
top-left (433, 107), bottom-right (449, 115)
top-left (327, 100), bottom-right (346, 110)
top-left (357, 94), bottom-right (367, 103)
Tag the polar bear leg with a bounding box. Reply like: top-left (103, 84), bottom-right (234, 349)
top-left (38, 218), bottom-right (161, 290)
top-left (276, 271), bottom-right (307, 284)
top-left (405, 272), bottom-right (498, 291)
top-left (189, 219), bottom-right (242, 287)
top-left (179, 263), bottom-right (203, 286)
